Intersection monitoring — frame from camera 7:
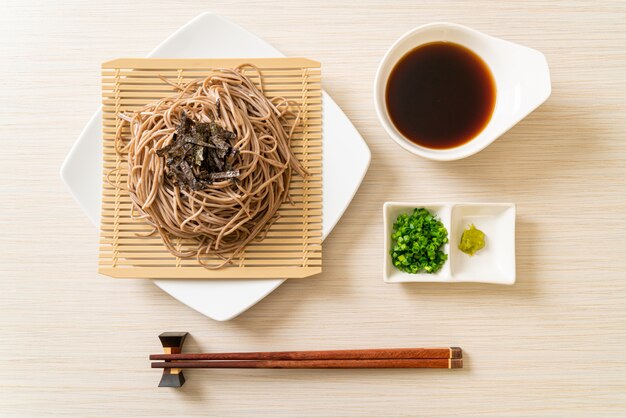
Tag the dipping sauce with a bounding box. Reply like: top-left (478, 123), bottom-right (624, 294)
top-left (385, 42), bottom-right (496, 149)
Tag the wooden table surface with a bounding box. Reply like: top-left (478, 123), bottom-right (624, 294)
top-left (1, 1), bottom-right (625, 416)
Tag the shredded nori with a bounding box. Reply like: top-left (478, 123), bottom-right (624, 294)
top-left (156, 112), bottom-right (239, 190)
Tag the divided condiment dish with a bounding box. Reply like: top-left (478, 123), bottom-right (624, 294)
top-left (383, 202), bottom-right (516, 284)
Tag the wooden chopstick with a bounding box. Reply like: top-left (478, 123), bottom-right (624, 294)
top-left (152, 358), bottom-right (462, 369)
top-left (152, 335), bottom-right (463, 386)
top-left (150, 347), bottom-right (462, 361)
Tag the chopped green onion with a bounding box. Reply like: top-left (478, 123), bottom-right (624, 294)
top-left (390, 208), bottom-right (448, 274)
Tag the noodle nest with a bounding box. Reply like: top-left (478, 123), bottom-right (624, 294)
top-left (113, 65), bottom-right (307, 268)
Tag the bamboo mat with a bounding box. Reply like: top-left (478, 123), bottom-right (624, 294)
top-left (99, 58), bottom-right (322, 279)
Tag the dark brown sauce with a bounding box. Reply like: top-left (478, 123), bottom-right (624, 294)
top-left (385, 42), bottom-right (496, 149)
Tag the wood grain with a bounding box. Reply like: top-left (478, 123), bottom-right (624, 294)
top-left (1, 0), bottom-right (625, 416)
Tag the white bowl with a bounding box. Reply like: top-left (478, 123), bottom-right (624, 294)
top-left (374, 23), bottom-right (551, 161)
top-left (383, 202), bottom-right (516, 284)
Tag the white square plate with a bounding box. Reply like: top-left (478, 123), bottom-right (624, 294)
top-left (383, 202), bottom-right (515, 284)
top-left (60, 13), bottom-right (370, 320)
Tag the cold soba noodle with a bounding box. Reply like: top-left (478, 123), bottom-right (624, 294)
top-left (111, 65), bottom-right (307, 269)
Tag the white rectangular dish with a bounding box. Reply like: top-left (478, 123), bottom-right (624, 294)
top-left (60, 12), bottom-right (370, 320)
top-left (383, 202), bottom-right (515, 284)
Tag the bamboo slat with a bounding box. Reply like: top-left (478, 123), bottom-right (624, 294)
top-left (98, 58), bottom-right (322, 279)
